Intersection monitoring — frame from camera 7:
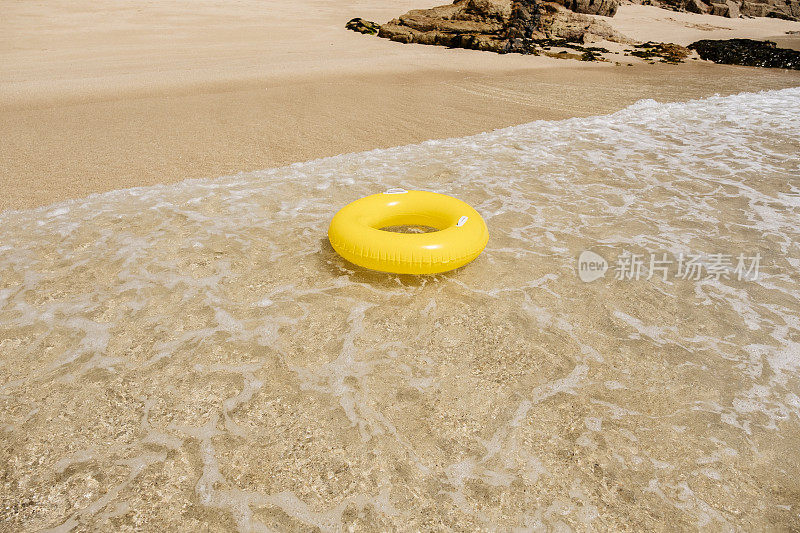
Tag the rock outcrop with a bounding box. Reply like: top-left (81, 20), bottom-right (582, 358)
top-left (711, 0), bottom-right (740, 17)
top-left (374, 0), bottom-right (628, 54)
top-left (633, 0), bottom-right (799, 20)
top-left (549, 0), bottom-right (621, 15)
top-left (688, 39), bottom-right (800, 68)
top-left (345, 18), bottom-right (381, 35)
top-left (537, 2), bottom-right (628, 42)
top-left (627, 41), bottom-right (691, 62)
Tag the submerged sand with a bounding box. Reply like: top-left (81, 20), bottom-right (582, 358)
top-left (2, 88), bottom-right (800, 530)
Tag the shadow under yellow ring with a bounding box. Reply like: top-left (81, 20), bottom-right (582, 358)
top-left (328, 189), bottom-right (489, 274)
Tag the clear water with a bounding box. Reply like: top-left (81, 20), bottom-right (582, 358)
top-left (2, 88), bottom-right (800, 531)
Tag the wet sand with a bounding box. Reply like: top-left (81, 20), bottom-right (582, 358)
top-left (2, 64), bottom-right (799, 212)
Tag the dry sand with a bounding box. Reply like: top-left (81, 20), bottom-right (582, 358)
top-left (610, 3), bottom-right (800, 45)
top-left (1, 0), bottom-right (800, 212)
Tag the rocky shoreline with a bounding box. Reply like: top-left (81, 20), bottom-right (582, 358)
top-left (350, 0), bottom-right (630, 55)
top-left (632, 0), bottom-right (799, 20)
top-left (347, 0), bottom-right (800, 69)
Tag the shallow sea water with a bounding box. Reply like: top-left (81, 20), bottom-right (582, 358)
top-left (1, 88), bottom-right (800, 531)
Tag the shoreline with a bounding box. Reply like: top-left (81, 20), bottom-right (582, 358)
top-left (3, 61), bottom-right (800, 213)
top-left (2, 0), bottom-right (800, 212)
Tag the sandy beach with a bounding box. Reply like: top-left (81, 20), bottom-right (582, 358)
top-left (2, 0), bottom-right (799, 212)
top-left (4, 1), bottom-right (800, 531)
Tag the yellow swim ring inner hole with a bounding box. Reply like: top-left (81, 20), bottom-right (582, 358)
top-left (379, 224), bottom-right (439, 234)
top-left (373, 213), bottom-right (453, 233)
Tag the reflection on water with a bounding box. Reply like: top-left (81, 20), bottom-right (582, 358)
top-left (1, 88), bottom-right (800, 531)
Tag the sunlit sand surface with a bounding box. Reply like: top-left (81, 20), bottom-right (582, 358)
top-left (2, 89), bottom-right (799, 530)
top-left (3, 0), bottom-right (800, 213)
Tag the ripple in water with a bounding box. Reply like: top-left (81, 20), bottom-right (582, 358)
top-left (1, 88), bottom-right (800, 531)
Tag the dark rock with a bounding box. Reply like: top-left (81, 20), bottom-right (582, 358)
top-left (709, 2), bottom-right (728, 16)
top-left (740, 1), bottom-right (770, 16)
top-left (689, 38), bottom-right (800, 69)
top-left (376, 0), bottom-right (627, 56)
top-left (767, 8), bottom-right (797, 19)
top-left (506, 0), bottom-right (542, 40)
top-left (345, 18), bottom-right (381, 35)
top-left (629, 41), bottom-right (691, 62)
top-left (549, 0), bottom-right (620, 16)
top-left (685, 0), bottom-right (711, 13)
top-left (504, 36), bottom-right (538, 53)
top-left (710, 0), bottom-right (739, 17)
top-left (630, 0), bottom-right (798, 20)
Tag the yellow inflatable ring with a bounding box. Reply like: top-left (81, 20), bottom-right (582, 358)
top-left (328, 189), bottom-right (489, 274)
